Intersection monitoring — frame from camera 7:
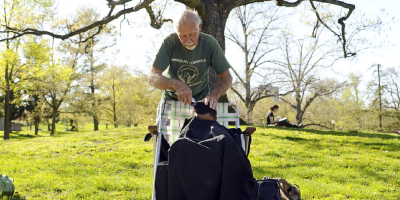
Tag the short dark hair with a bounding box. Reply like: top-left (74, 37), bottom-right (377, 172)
top-left (194, 101), bottom-right (217, 118)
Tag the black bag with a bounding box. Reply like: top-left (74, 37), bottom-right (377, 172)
top-left (255, 177), bottom-right (301, 200)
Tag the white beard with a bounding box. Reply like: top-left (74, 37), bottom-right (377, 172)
top-left (185, 43), bottom-right (196, 50)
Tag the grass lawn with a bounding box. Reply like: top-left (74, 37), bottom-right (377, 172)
top-left (1, 123), bottom-right (399, 199)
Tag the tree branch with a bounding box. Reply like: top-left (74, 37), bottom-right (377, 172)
top-left (309, 0), bottom-right (356, 58)
top-left (0, 0), bottom-right (154, 42)
top-left (233, 0), bottom-right (355, 58)
top-left (303, 123), bottom-right (332, 129)
top-left (106, 0), bottom-right (134, 6)
top-left (279, 97), bottom-right (296, 110)
top-left (145, 5), bottom-right (172, 29)
top-left (231, 85), bottom-right (246, 103)
top-left (174, 0), bottom-right (206, 16)
top-left (230, 66), bottom-right (246, 86)
top-left (107, 5), bottom-right (116, 17)
top-left (275, 0), bottom-right (303, 7)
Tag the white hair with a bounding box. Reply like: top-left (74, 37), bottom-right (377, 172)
top-left (174, 9), bottom-right (202, 31)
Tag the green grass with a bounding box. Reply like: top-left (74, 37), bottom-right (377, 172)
top-left (1, 124), bottom-right (399, 199)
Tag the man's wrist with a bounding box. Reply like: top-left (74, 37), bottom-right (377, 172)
top-left (208, 91), bottom-right (220, 100)
top-left (172, 79), bottom-right (183, 91)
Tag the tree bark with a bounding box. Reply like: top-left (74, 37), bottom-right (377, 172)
top-left (194, 1), bottom-right (232, 102)
top-left (112, 81), bottom-right (118, 128)
top-left (93, 116), bottom-right (99, 131)
top-left (89, 40), bottom-right (99, 131)
top-left (51, 107), bottom-right (57, 135)
top-left (4, 82), bottom-right (11, 140)
top-left (46, 118), bottom-right (51, 131)
top-left (34, 118), bottom-right (39, 135)
top-left (245, 106), bottom-right (254, 125)
top-left (91, 81), bottom-right (100, 130)
top-left (3, 17), bottom-right (11, 140)
top-left (377, 64), bottom-right (382, 128)
top-left (295, 90), bottom-right (303, 124)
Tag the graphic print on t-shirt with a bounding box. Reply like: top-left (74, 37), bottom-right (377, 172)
top-left (177, 64), bottom-right (199, 84)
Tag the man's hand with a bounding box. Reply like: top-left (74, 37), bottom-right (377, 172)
top-left (204, 94), bottom-right (218, 110)
top-left (205, 69), bottom-right (232, 110)
top-left (148, 66), bottom-right (193, 105)
top-left (175, 82), bottom-right (192, 106)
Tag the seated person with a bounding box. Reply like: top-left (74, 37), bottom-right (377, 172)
top-left (161, 100), bottom-right (255, 200)
top-left (266, 105), bottom-right (302, 128)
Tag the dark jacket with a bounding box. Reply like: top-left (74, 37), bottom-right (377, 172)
top-left (155, 117), bottom-right (256, 200)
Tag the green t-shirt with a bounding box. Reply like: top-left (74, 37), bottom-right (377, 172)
top-left (152, 32), bottom-right (230, 101)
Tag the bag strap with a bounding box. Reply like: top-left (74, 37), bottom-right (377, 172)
top-left (277, 178), bottom-right (301, 200)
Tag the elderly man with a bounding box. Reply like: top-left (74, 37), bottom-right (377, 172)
top-left (147, 9), bottom-right (232, 110)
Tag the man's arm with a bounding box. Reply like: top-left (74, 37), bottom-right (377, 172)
top-left (148, 66), bottom-right (193, 105)
top-left (204, 69), bottom-right (233, 110)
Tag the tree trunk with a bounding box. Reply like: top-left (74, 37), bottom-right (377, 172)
top-left (3, 30), bottom-right (11, 140)
top-left (113, 100), bottom-right (118, 128)
top-left (245, 106), bottom-right (254, 125)
top-left (127, 111), bottom-right (132, 127)
top-left (377, 64), bottom-right (382, 128)
top-left (50, 108), bottom-right (57, 135)
top-left (4, 86), bottom-right (11, 140)
top-left (295, 91), bottom-right (303, 124)
top-left (112, 80), bottom-right (118, 128)
top-left (34, 118), bottom-right (39, 136)
top-left (93, 116), bottom-right (99, 131)
top-left (90, 43), bottom-right (99, 131)
top-left (114, 112), bottom-right (118, 128)
top-left (197, 2), bottom-right (231, 102)
top-left (47, 118), bottom-right (51, 131)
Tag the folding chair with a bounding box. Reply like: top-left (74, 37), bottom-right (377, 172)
top-left (147, 101), bottom-right (256, 200)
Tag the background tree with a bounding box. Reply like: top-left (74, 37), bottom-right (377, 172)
top-left (101, 65), bottom-right (127, 128)
top-left (334, 73), bottom-right (368, 130)
top-left (301, 96), bottom-right (340, 129)
top-left (379, 66), bottom-right (400, 131)
top-left (1, 0), bottom-right (366, 103)
top-left (77, 7), bottom-right (116, 131)
top-left (25, 96), bottom-right (49, 135)
top-left (0, 0), bottom-right (53, 139)
top-left (382, 67), bottom-right (400, 111)
top-left (33, 36), bottom-right (81, 135)
top-left (226, 3), bottom-right (290, 124)
top-left (367, 64), bottom-right (385, 128)
top-left (118, 71), bottom-right (161, 126)
top-left (273, 32), bottom-right (345, 125)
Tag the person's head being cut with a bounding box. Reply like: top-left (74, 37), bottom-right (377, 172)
top-left (193, 101), bottom-right (217, 121)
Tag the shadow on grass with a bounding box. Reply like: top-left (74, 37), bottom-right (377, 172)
top-left (8, 130), bottom-right (78, 141)
top-left (252, 161), bottom-right (399, 189)
top-left (9, 131), bottom-right (45, 140)
top-left (0, 193), bottom-right (26, 200)
top-left (258, 126), bottom-right (400, 151)
top-left (7, 126), bottom-right (118, 141)
top-left (260, 126), bottom-right (399, 140)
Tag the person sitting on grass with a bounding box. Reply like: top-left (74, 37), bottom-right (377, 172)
top-left (266, 105), bottom-right (303, 128)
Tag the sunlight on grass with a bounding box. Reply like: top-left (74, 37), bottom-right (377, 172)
top-left (1, 124), bottom-right (399, 199)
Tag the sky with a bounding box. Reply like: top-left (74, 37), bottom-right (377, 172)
top-left (56, 0), bottom-right (400, 86)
